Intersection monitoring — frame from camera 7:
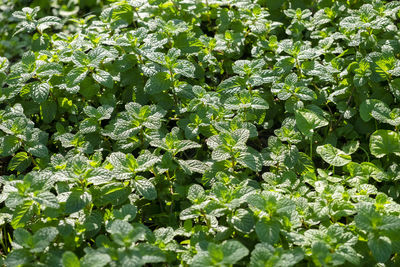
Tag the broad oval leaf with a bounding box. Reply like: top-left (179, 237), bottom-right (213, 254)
top-left (370, 130), bottom-right (400, 158)
top-left (316, 144), bottom-right (352, 166)
top-left (295, 108), bottom-right (328, 137)
top-left (135, 178), bottom-right (157, 200)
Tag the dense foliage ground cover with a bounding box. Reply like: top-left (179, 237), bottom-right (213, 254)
top-left (1, 0), bottom-right (400, 266)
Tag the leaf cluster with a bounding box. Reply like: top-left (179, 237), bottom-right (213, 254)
top-left (1, 0), bottom-right (400, 266)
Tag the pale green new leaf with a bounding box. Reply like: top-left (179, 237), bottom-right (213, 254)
top-left (62, 251), bottom-right (80, 267)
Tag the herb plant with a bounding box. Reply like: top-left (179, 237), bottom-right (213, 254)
top-left (1, 0), bottom-right (400, 266)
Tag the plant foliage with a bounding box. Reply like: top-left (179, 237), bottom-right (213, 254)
top-left (1, 0), bottom-right (400, 266)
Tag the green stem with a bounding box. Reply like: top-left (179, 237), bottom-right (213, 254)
top-left (310, 134), bottom-right (313, 158)
top-left (169, 68), bottom-right (179, 106)
top-left (359, 146), bottom-right (370, 162)
top-left (139, 127), bottom-right (144, 147)
top-left (30, 154), bottom-right (38, 168)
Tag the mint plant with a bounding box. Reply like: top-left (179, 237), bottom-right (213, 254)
top-left (1, 0), bottom-right (400, 266)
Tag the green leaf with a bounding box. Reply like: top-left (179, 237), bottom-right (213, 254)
top-left (177, 159), bottom-right (207, 174)
top-left (66, 67), bottom-right (88, 87)
top-left (95, 183), bottom-right (130, 206)
top-left (80, 251), bottom-right (111, 267)
top-left (217, 76), bottom-right (245, 95)
top-left (144, 72), bottom-right (172, 94)
top-left (174, 60), bottom-right (196, 78)
top-left (175, 140), bottom-right (201, 154)
top-left (114, 204), bottom-right (137, 222)
top-left (108, 219), bottom-right (133, 237)
top-left (371, 101), bottom-right (391, 123)
top-left (40, 101), bottom-right (57, 123)
top-left (11, 200), bottom-right (34, 228)
top-left (26, 143), bottom-right (48, 158)
top-left (250, 244), bottom-right (304, 267)
top-left (220, 240), bottom-right (249, 264)
top-left (368, 236), bottom-right (392, 263)
top-left (294, 87), bottom-right (317, 101)
top-left (8, 152), bottom-right (31, 172)
top-left (316, 144), bottom-right (352, 166)
top-left (80, 118), bottom-right (99, 134)
top-left (22, 51), bottom-right (36, 66)
top-left (14, 228), bottom-right (32, 248)
top-left (136, 244), bottom-right (166, 264)
top-left (33, 191), bottom-right (60, 209)
top-left (342, 140), bottom-right (359, 155)
top-left (187, 184), bottom-right (205, 203)
top-left (135, 178), bottom-right (157, 200)
top-left (65, 191), bottom-right (90, 214)
top-left (211, 147), bottom-right (231, 161)
top-left (92, 69), bottom-right (114, 89)
top-left (389, 78), bottom-right (400, 101)
top-left (36, 62), bottom-right (62, 77)
top-left (4, 250), bottom-right (32, 267)
top-left (255, 219), bottom-right (280, 245)
top-left (311, 242), bottom-right (331, 266)
top-left (237, 149), bottom-right (262, 172)
top-left (37, 16), bottom-right (62, 32)
top-left (154, 227), bottom-right (175, 243)
top-left (31, 227), bottom-right (58, 252)
top-left (370, 130), bottom-right (400, 158)
top-left (88, 47), bottom-right (111, 67)
top-left (295, 108), bottom-right (328, 137)
top-left (0, 136), bottom-right (21, 157)
top-left (62, 251), bottom-right (80, 267)
top-left (229, 209), bottom-right (255, 233)
top-left (359, 99), bottom-right (381, 122)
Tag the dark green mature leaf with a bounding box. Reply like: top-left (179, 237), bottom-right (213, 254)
top-left (368, 236), bottom-right (392, 263)
top-left (255, 219), bottom-right (280, 244)
top-left (295, 108), bottom-right (328, 137)
top-left (33, 191), bottom-right (59, 209)
top-left (114, 204), bottom-right (137, 221)
top-left (80, 251), bottom-right (111, 267)
top-left (93, 70), bottom-right (113, 89)
top-left (31, 227), bottom-right (58, 252)
top-left (174, 60), bottom-right (195, 78)
top-left (135, 178), bottom-right (157, 200)
top-left (36, 62), bottom-right (62, 77)
top-left (220, 240), bottom-right (249, 264)
top-left (5, 250), bottom-right (32, 267)
top-left (14, 228), bottom-right (32, 248)
top-left (250, 244), bottom-right (304, 267)
top-left (229, 209), bottom-right (254, 233)
top-left (144, 72), bottom-right (172, 94)
top-left (65, 191), bottom-right (90, 214)
top-left (40, 101), bottom-right (57, 123)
